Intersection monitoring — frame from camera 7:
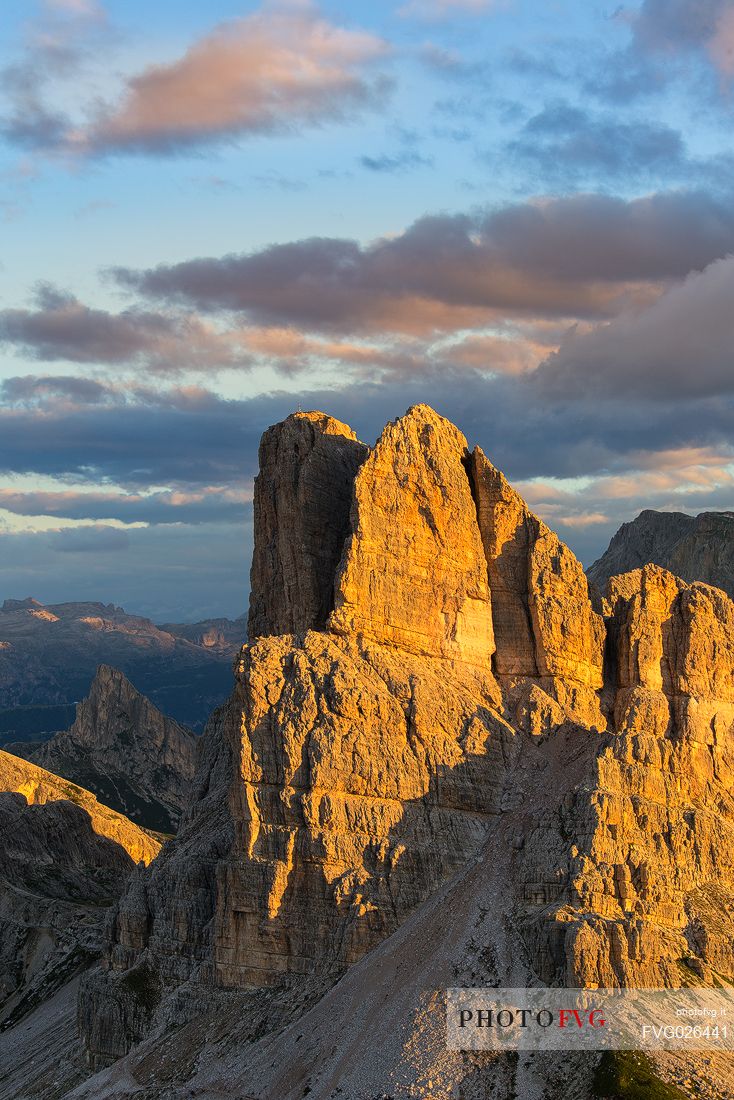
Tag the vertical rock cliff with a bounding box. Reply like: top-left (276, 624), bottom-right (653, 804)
top-left (329, 406), bottom-right (495, 666)
top-left (69, 405), bottom-right (734, 1100)
top-left (470, 446), bottom-right (605, 727)
top-left (247, 411), bottom-right (368, 638)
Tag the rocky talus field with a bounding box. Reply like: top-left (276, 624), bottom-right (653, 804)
top-left (4, 404), bottom-right (734, 1099)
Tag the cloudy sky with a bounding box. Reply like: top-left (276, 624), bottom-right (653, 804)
top-left (1, 0), bottom-right (733, 620)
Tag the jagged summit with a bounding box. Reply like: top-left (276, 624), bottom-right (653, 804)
top-left (247, 409), bottom-right (368, 640)
top-left (25, 664), bottom-right (197, 833)
top-left (589, 507), bottom-right (734, 598)
top-left (329, 404), bottom-right (495, 665)
top-left (249, 403), bottom-right (604, 723)
top-left (22, 404), bottom-right (734, 1099)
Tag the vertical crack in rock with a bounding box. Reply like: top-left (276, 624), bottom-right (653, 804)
top-left (468, 445), bottom-right (606, 729)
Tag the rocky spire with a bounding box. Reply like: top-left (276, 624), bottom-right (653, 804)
top-left (329, 405), bottom-right (495, 667)
top-left (247, 411), bottom-right (368, 640)
top-left (469, 446), bottom-right (605, 725)
top-left (31, 664), bottom-right (196, 833)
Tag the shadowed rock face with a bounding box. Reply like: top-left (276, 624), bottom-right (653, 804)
top-left (470, 445), bottom-right (605, 728)
top-left (588, 508), bottom-right (734, 599)
top-left (69, 406), bottom-right (734, 1100)
top-left (0, 751), bottom-right (160, 1033)
top-left (247, 411), bottom-right (368, 640)
top-left (27, 665), bottom-right (197, 833)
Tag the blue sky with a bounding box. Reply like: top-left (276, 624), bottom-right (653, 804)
top-left (1, 0), bottom-right (734, 620)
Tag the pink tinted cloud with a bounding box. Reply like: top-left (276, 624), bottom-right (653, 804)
top-left (72, 6), bottom-right (390, 153)
top-left (709, 5), bottom-right (734, 75)
top-left (116, 191), bottom-right (734, 335)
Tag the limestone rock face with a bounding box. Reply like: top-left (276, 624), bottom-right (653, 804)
top-left (523, 565), bottom-right (734, 989)
top-left (88, 636), bottom-right (506, 999)
top-left (470, 446), bottom-right (605, 725)
top-left (218, 634), bottom-right (508, 987)
top-left (66, 407), bottom-right (734, 1100)
top-left (29, 665), bottom-right (197, 833)
top-left (605, 565), bottom-right (734, 704)
top-left (330, 405), bottom-right (495, 666)
top-left (248, 411), bottom-right (368, 639)
top-left (588, 507), bottom-right (734, 599)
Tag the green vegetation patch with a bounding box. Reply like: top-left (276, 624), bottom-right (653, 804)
top-left (593, 1051), bottom-right (687, 1099)
top-left (121, 964), bottom-right (161, 1012)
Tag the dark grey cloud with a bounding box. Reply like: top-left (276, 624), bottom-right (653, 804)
top-left (0, 382), bottom-right (263, 489)
top-left (601, 0), bottom-right (734, 96)
top-left (538, 255), bottom-right (734, 401)
top-left (0, 285), bottom-right (252, 372)
top-left (632, 0), bottom-right (725, 53)
top-left (2, 370), bottom-right (734, 496)
top-left (1, 374), bottom-right (110, 404)
top-left (1, 366), bottom-right (733, 615)
top-left (0, 487), bottom-right (247, 527)
top-left (569, 1), bottom-right (734, 109)
top-left (48, 524), bottom-right (129, 553)
top-left (111, 190), bottom-right (734, 333)
top-left (0, 285), bottom-right (175, 364)
top-left (508, 102), bottom-right (687, 184)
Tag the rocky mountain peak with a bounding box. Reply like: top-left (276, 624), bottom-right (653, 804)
top-left (588, 507), bottom-right (734, 599)
top-left (54, 406), bottom-right (734, 1098)
top-left (28, 664), bottom-right (197, 832)
top-left (247, 409), bottom-right (369, 640)
top-left (329, 403), bottom-right (495, 665)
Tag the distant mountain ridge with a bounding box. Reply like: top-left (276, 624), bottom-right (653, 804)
top-left (0, 597), bottom-right (246, 734)
top-left (588, 509), bottom-right (734, 596)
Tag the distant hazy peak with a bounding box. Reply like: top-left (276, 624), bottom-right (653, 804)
top-left (588, 508), bottom-right (734, 598)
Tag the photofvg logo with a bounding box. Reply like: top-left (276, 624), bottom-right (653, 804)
top-left (446, 989), bottom-right (734, 1052)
